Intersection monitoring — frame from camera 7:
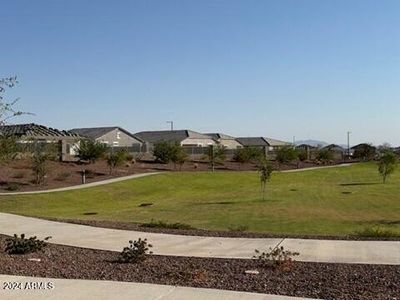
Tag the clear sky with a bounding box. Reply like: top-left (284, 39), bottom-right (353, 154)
top-left (1, 0), bottom-right (399, 146)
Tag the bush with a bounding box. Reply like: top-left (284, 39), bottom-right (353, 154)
top-left (5, 183), bottom-right (20, 191)
top-left (153, 141), bottom-right (174, 163)
top-left (297, 149), bottom-right (307, 162)
top-left (316, 148), bottom-right (333, 161)
top-left (276, 146), bottom-right (298, 164)
top-left (117, 238), bottom-right (152, 263)
top-left (76, 139), bottom-right (107, 163)
top-left (140, 220), bottom-right (194, 230)
top-left (32, 151), bottom-right (48, 185)
top-left (253, 246), bottom-right (299, 270)
top-left (233, 147), bottom-right (263, 166)
top-left (106, 150), bottom-right (129, 174)
top-left (5, 234), bottom-right (51, 254)
top-left (55, 172), bottom-right (71, 181)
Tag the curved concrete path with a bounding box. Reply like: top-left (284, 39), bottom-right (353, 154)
top-left (280, 163), bottom-right (352, 173)
top-left (0, 275), bottom-right (313, 300)
top-left (0, 213), bottom-right (398, 265)
top-left (0, 172), bottom-right (162, 195)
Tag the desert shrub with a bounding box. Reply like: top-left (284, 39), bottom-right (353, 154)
top-left (5, 183), bottom-right (20, 191)
top-left (233, 147), bottom-right (264, 167)
top-left (55, 172), bottom-right (71, 181)
top-left (140, 220), bottom-right (194, 230)
top-left (5, 234), bottom-right (51, 254)
top-left (117, 238), bottom-right (152, 263)
top-left (153, 141), bottom-right (173, 163)
top-left (297, 149), bottom-right (307, 162)
top-left (106, 150), bottom-right (129, 174)
top-left (76, 139), bottom-right (107, 163)
top-left (253, 246), bottom-right (299, 270)
top-left (32, 150), bottom-right (48, 185)
top-left (354, 227), bottom-right (400, 238)
top-left (276, 146), bottom-right (298, 164)
top-left (316, 148), bottom-right (333, 161)
top-left (12, 171), bottom-right (25, 179)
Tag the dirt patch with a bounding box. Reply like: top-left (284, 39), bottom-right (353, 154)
top-left (0, 235), bottom-right (398, 299)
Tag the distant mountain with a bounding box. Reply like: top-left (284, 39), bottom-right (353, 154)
top-left (294, 140), bottom-right (329, 147)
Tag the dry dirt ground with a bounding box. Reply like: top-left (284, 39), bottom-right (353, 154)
top-left (0, 235), bottom-right (398, 300)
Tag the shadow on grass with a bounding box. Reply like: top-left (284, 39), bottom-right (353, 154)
top-left (339, 182), bottom-right (380, 186)
top-left (360, 220), bottom-right (400, 226)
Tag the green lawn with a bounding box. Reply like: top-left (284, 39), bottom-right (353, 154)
top-left (0, 163), bottom-right (399, 236)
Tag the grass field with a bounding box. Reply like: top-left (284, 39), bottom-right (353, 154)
top-left (0, 163), bottom-right (399, 236)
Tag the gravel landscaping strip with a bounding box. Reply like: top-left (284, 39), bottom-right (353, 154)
top-left (44, 217), bottom-right (400, 241)
top-left (0, 235), bottom-right (398, 299)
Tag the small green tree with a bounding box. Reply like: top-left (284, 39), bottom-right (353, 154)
top-left (207, 144), bottom-right (226, 172)
top-left (170, 142), bottom-right (188, 170)
top-left (316, 148), bottom-right (333, 161)
top-left (378, 150), bottom-right (397, 183)
top-left (258, 159), bottom-right (273, 200)
top-left (106, 149), bottom-right (128, 174)
top-left (76, 139), bottom-right (107, 163)
top-left (297, 149), bottom-right (308, 162)
top-left (153, 141), bottom-right (174, 163)
top-left (276, 146), bottom-right (298, 164)
top-left (31, 144), bottom-right (50, 185)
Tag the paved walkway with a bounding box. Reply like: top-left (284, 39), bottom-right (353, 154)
top-left (0, 172), bottom-right (162, 195)
top-left (0, 275), bottom-right (312, 300)
top-left (280, 163), bottom-right (352, 173)
top-left (0, 213), bottom-right (398, 265)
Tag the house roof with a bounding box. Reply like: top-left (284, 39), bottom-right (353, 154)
top-left (204, 133), bottom-right (236, 140)
top-left (236, 137), bottom-right (290, 147)
top-left (135, 130), bottom-right (212, 143)
top-left (322, 144), bottom-right (345, 151)
top-left (0, 123), bottom-right (79, 139)
top-left (70, 126), bottom-right (142, 142)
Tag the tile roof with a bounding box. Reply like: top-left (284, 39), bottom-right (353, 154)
top-left (204, 133), bottom-right (236, 140)
top-left (135, 130), bottom-right (212, 143)
top-left (236, 137), bottom-right (290, 147)
top-left (0, 123), bottom-right (79, 139)
top-left (69, 126), bottom-right (141, 141)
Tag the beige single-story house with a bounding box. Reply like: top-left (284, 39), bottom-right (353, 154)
top-left (134, 130), bottom-right (216, 153)
top-left (70, 126), bottom-right (144, 152)
top-left (203, 133), bottom-right (243, 149)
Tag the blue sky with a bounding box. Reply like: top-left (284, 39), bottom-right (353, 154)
top-left (1, 0), bottom-right (399, 145)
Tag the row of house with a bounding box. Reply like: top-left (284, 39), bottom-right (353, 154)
top-left (0, 123), bottom-right (388, 162)
top-left (0, 123), bottom-right (292, 160)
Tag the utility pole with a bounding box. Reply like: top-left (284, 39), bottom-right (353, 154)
top-left (166, 121), bottom-right (174, 131)
top-left (347, 131), bottom-right (351, 160)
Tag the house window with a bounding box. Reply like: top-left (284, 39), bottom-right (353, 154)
top-left (116, 131), bottom-right (121, 140)
top-left (113, 141), bottom-right (119, 146)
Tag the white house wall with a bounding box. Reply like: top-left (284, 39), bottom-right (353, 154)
top-left (181, 138), bottom-right (216, 147)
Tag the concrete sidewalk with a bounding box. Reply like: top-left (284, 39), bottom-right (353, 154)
top-left (0, 213), bottom-right (399, 265)
top-left (280, 163), bottom-right (352, 173)
top-left (0, 172), bottom-right (162, 195)
top-left (0, 275), bottom-right (315, 300)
